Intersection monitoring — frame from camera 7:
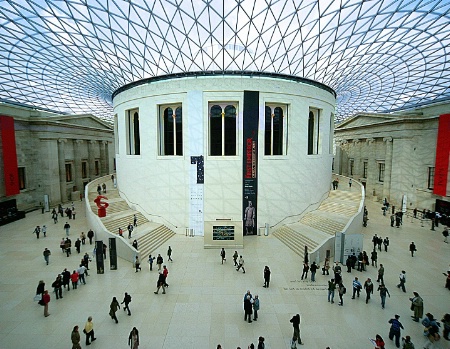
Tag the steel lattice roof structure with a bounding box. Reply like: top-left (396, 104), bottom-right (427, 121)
top-left (0, 0), bottom-right (449, 122)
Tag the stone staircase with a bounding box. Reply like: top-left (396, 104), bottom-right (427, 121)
top-left (273, 188), bottom-right (361, 256)
top-left (88, 177), bottom-right (175, 260)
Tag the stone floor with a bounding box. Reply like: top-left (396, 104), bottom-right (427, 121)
top-left (0, 198), bottom-right (449, 349)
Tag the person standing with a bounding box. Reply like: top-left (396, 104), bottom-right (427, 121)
top-left (337, 282), bottom-right (346, 306)
top-left (290, 314), bottom-right (303, 345)
top-left (36, 280), bottom-right (45, 301)
top-left (71, 325), bottom-right (81, 349)
top-left (401, 336), bottom-right (415, 349)
top-left (78, 264), bottom-right (87, 285)
top-left (121, 292), bottom-right (132, 316)
top-left (409, 242), bottom-right (416, 257)
top-left (443, 227), bottom-right (449, 243)
top-left (364, 278), bottom-right (374, 304)
top-left (148, 254), bottom-right (155, 271)
top-left (154, 271), bottom-right (166, 294)
top-left (133, 214), bottom-right (137, 227)
top-left (233, 251), bottom-right (239, 266)
top-left (134, 256), bottom-right (141, 272)
top-left (371, 249), bottom-right (378, 267)
top-left (128, 327), bottom-right (139, 349)
top-left (377, 264), bottom-right (385, 284)
top-left (236, 255), bottom-right (246, 273)
top-left (388, 314), bottom-right (404, 348)
top-left (167, 246), bottom-right (173, 262)
top-left (263, 266), bottom-right (271, 288)
top-left (162, 265), bottom-right (169, 287)
top-left (71, 270), bottom-right (79, 290)
top-left (64, 222), bottom-right (71, 236)
top-left (243, 295), bottom-right (253, 323)
top-left (328, 278), bottom-right (336, 303)
top-left (62, 268), bottom-right (71, 291)
top-left (372, 334), bottom-right (385, 349)
top-left (33, 225), bottom-right (41, 239)
top-left (127, 223), bottom-right (133, 239)
top-left (253, 294), bottom-right (259, 321)
top-left (84, 316), bottom-right (96, 345)
top-left (423, 313), bottom-right (440, 348)
top-left (87, 229), bottom-right (94, 245)
top-left (42, 290), bottom-right (50, 317)
top-left (220, 248), bottom-right (226, 264)
top-left (43, 248), bottom-right (51, 265)
top-left (109, 297), bottom-right (120, 323)
top-left (409, 291), bottom-right (423, 322)
top-left (52, 209), bottom-right (58, 224)
top-left (80, 232), bottom-right (86, 245)
top-left (52, 275), bottom-right (63, 299)
top-left (156, 254), bottom-right (163, 271)
top-left (349, 178), bottom-right (352, 187)
top-left (301, 262), bottom-right (309, 280)
top-left (310, 262), bottom-right (319, 282)
top-left (75, 238), bottom-right (81, 254)
top-left (397, 270), bottom-right (406, 292)
top-left (352, 277), bottom-right (362, 299)
top-left (322, 257), bottom-right (330, 275)
top-left (390, 213), bottom-right (395, 227)
top-left (42, 225), bottom-right (47, 238)
top-left (102, 182), bottom-right (106, 193)
top-left (377, 283), bottom-right (390, 309)
top-left (102, 243), bottom-right (107, 259)
top-left (441, 313), bottom-right (450, 340)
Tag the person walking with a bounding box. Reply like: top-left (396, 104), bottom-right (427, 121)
top-left (377, 283), bottom-right (390, 309)
top-left (109, 297), bottom-right (120, 323)
top-left (409, 242), bottom-right (416, 257)
top-left (167, 246), bottom-right (173, 262)
top-left (322, 257), bottom-right (330, 275)
top-left (52, 275), bottom-right (63, 299)
top-left (121, 292), bottom-right (132, 316)
top-left (388, 314), bottom-right (404, 348)
top-left (71, 325), bottom-right (82, 349)
top-left (128, 327), bottom-right (139, 349)
top-left (132, 239), bottom-right (138, 250)
top-left (127, 223), bottom-right (133, 239)
top-left (263, 266), bottom-right (271, 288)
top-left (42, 225), bottom-right (47, 237)
top-left (220, 248), bottom-right (226, 264)
top-left (36, 280), bottom-right (45, 301)
top-left (162, 265), bottom-right (169, 287)
top-left (71, 270), bottom-right (79, 290)
top-left (290, 314), bottom-right (303, 345)
top-left (383, 237), bottom-right (390, 252)
top-left (422, 313), bottom-right (440, 348)
top-left (352, 277), bottom-right (362, 299)
top-left (84, 316), bottom-right (96, 345)
top-left (397, 270), bottom-right (406, 292)
top-left (409, 291), bottom-right (423, 322)
top-left (156, 254), bottom-right (163, 271)
top-left (134, 256), bottom-right (141, 272)
top-left (78, 264), bottom-right (87, 285)
top-left (87, 229), bottom-right (94, 245)
top-left (236, 255), bottom-right (246, 273)
top-left (133, 214), bottom-right (137, 227)
top-left (328, 278), bottom-right (336, 303)
top-left (253, 294), bottom-right (260, 321)
top-left (443, 227), bottom-right (449, 243)
top-left (154, 271), bottom-right (166, 294)
top-left (233, 251), bottom-right (239, 266)
top-left (401, 336), bottom-right (415, 349)
top-left (364, 278), bottom-right (374, 304)
top-left (301, 262), bottom-right (309, 280)
top-left (371, 249), bottom-right (378, 267)
top-left (43, 290), bottom-right (50, 317)
top-left (64, 222), bottom-right (71, 236)
top-left (43, 248), bottom-right (51, 265)
top-left (75, 238), bottom-right (81, 254)
top-left (377, 264), bottom-right (385, 284)
top-left (33, 225), bottom-right (41, 239)
top-left (441, 313), bottom-right (450, 340)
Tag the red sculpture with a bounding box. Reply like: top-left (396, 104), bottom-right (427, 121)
top-left (94, 195), bottom-right (109, 217)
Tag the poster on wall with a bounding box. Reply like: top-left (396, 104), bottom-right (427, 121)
top-left (242, 91), bottom-right (259, 235)
top-left (434, 114), bottom-right (450, 197)
top-left (212, 226), bottom-right (235, 240)
top-left (0, 115), bottom-right (20, 196)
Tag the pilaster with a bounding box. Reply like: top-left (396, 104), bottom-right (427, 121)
top-left (58, 138), bottom-right (68, 203)
top-left (383, 137), bottom-right (393, 200)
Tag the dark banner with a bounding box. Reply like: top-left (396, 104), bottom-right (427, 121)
top-left (0, 115), bottom-right (20, 196)
top-left (95, 240), bottom-right (105, 274)
top-left (242, 91), bottom-right (259, 235)
top-left (434, 114), bottom-right (450, 197)
top-left (109, 238), bottom-right (117, 270)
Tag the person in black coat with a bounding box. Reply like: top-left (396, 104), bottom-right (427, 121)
top-left (290, 314), bottom-right (303, 345)
top-left (154, 271), bottom-right (166, 294)
top-left (244, 295), bottom-right (253, 323)
top-left (263, 266), bottom-right (271, 288)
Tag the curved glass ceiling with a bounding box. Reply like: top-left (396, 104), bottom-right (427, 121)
top-left (0, 0), bottom-right (449, 122)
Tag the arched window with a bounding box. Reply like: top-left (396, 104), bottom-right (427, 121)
top-left (159, 104), bottom-right (183, 156)
top-left (126, 108), bottom-right (140, 155)
top-left (265, 104), bottom-right (287, 155)
top-left (308, 108), bottom-right (320, 155)
top-left (209, 103), bottom-right (237, 156)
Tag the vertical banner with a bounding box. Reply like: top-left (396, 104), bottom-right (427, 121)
top-left (434, 114), bottom-right (450, 196)
top-left (95, 240), bottom-right (105, 274)
top-left (0, 115), bottom-right (20, 196)
top-left (242, 91), bottom-right (259, 235)
top-left (109, 238), bottom-right (117, 270)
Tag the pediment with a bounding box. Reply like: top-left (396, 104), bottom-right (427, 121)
top-left (336, 114), bottom-right (395, 129)
top-left (51, 115), bottom-right (113, 130)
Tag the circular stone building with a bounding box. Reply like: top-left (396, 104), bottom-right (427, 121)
top-left (112, 71), bottom-right (336, 248)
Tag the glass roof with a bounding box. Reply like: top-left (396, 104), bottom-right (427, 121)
top-left (0, 0), bottom-right (449, 122)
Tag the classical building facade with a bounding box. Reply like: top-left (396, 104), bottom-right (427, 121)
top-left (0, 103), bottom-right (114, 212)
top-left (334, 102), bottom-right (450, 211)
top-left (113, 72), bottom-right (336, 246)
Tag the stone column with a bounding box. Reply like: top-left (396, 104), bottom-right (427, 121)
top-left (74, 140), bottom-right (83, 192)
top-left (88, 140), bottom-right (97, 180)
top-left (366, 138), bottom-right (376, 197)
top-left (58, 138), bottom-right (68, 203)
top-left (353, 139), bottom-right (361, 177)
top-left (383, 137), bottom-right (393, 201)
top-left (100, 141), bottom-right (107, 176)
top-left (340, 140), bottom-right (349, 176)
top-left (104, 141), bottom-right (110, 175)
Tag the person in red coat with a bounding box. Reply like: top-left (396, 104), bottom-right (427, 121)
top-left (43, 290), bottom-right (50, 317)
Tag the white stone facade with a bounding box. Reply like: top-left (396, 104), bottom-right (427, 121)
top-left (334, 102), bottom-right (450, 211)
top-left (0, 103), bottom-right (115, 211)
top-left (113, 73), bottom-right (336, 246)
